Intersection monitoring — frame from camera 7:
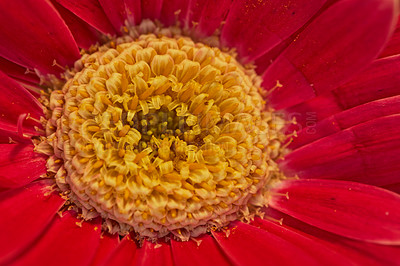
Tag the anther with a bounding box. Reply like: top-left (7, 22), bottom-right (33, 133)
top-left (87, 125), bottom-right (100, 132)
top-left (92, 160), bottom-right (104, 169)
top-left (119, 125), bottom-right (131, 137)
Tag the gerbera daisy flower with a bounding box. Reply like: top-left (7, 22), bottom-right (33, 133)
top-left (0, 0), bottom-right (399, 265)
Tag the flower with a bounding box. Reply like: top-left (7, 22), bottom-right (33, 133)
top-left (0, 0), bottom-right (399, 265)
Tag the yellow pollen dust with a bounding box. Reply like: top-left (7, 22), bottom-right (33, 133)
top-left (38, 31), bottom-right (284, 240)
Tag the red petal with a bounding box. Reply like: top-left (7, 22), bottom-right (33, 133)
top-left (55, 0), bottom-right (116, 35)
top-left (334, 54), bottom-right (400, 110)
top-left (264, 208), bottom-right (400, 265)
top-left (99, 0), bottom-right (126, 31)
top-left (141, 0), bottom-right (163, 20)
top-left (380, 18), bottom-right (400, 58)
top-left (52, 0), bottom-right (101, 50)
top-left (263, 0), bottom-right (398, 109)
top-left (0, 71), bottom-right (43, 142)
top-left (0, 180), bottom-right (65, 264)
top-left (0, 0), bottom-right (80, 75)
top-left (0, 58), bottom-right (40, 84)
top-left (252, 2), bottom-right (340, 75)
top-left (270, 179), bottom-right (400, 245)
top-left (134, 240), bottom-right (173, 265)
top-left (105, 234), bottom-right (137, 265)
top-left (89, 233), bottom-right (119, 266)
top-left (0, 144), bottom-right (47, 189)
top-left (290, 95), bottom-right (400, 149)
top-left (185, 0), bottom-right (232, 37)
top-left (13, 212), bottom-right (101, 266)
top-left (251, 218), bottom-right (354, 265)
top-left (340, 237), bottom-right (400, 265)
top-left (212, 222), bottom-right (319, 265)
top-left (99, 0), bottom-right (141, 32)
top-left (126, 0), bottom-right (142, 25)
top-left (171, 235), bottom-right (230, 266)
top-left (382, 183), bottom-right (400, 194)
top-left (254, 33), bottom-right (294, 75)
top-left (0, 72), bottom-right (42, 124)
top-left (284, 54), bottom-right (400, 129)
top-left (0, 123), bottom-right (36, 144)
top-left (221, 0), bottom-right (326, 63)
top-left (282, 114), bottom-right (400, 187)
top-left (159, 0), bottom-right (190, 27)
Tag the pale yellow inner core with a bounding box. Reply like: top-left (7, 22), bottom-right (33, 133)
top-left (39, 32), bottom-right (283, 240)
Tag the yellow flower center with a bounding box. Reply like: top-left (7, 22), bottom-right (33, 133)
top-left (37, 27), bottom-right (285, 240)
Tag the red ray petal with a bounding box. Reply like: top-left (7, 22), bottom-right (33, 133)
top-left (52, 0), bottom-right (102, 50)
top-left (126, 0), bottom-right (142, 25)
top-left (221, 0), bottom-right (326, 63)
top-left (159, 0), bottom-right (190, 27)
top-left (13, 80), bottom-right (42, 99)
top-left (0, 131), bottom-right (21, 144)
top-left (382, 183), bottom-right (400, 194)
top-left (13, 212), bottom-right (101, 266)
top-left (141, 0), bottom-right (163, 20)
top-left (380, 18), bottom-right (400, 58)
top-left (263, 0), bottom-right (398, 109)
top-left (251, 218), bottom-right (354, 265)
top-left (0, 58), bottom-right (40, 84)
top-left (264, 208), bottom-right (400, 265)
top-left (0, 180), bottom-right (65, 264)
top-left (290, 95), bottom-right (400, 149)
top-left (0, 71), bottom-right (43, 126)
top-left (105, 234), bottom-right (137, 265)
top-left (0, 0), bottom-right (80, 75)
top-left (269, 179), bottom-right (400, 245)
top-left (333, 54), bottom-right (400, 110)
top-left (55, 0), bottom-right (116, 35)
top-left (99, 0), bottom-right (141, 32)
top-left (89, 233), bottom-right (119, 266)
top-left (284, 54), bottom-right (400, 131)
top-left (339, 237), bottom-right (400, 265)
top-left (212, 222), bottom-right (319, 265)
top-left (184, 0), bottom-right (231, 37)
top-left (99, 0), bottom-right (127, 32)
top-left (0, 144), bottom-right (47, 189)
top-left (0, 72), bottom-right (43, 143)
top-left (171, 234), bottom-right (230, 266)
top-left (0, 123), bottom-right (37, 144)
top-left (282, 114), bottom-right (400, 187)
top-left (134, 240), bottom-right (173, 265)
top-left (252, 1), bottom-right (342, 75)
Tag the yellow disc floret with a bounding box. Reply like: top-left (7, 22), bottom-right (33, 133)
top-left (37, 29), bottom-right (284, 240)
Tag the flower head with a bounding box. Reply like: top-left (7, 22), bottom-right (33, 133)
top-left (0, 0), bottom-right (399, 265)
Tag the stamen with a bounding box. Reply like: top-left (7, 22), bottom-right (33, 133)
top-left (271, 192), bottom-right (290, 200)
top-left (52, 59), bottom-right (66, 70)
top-left (265, 216), bottom-right (284, 225)
top-left (265, 80), bottom-right (283, 96)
